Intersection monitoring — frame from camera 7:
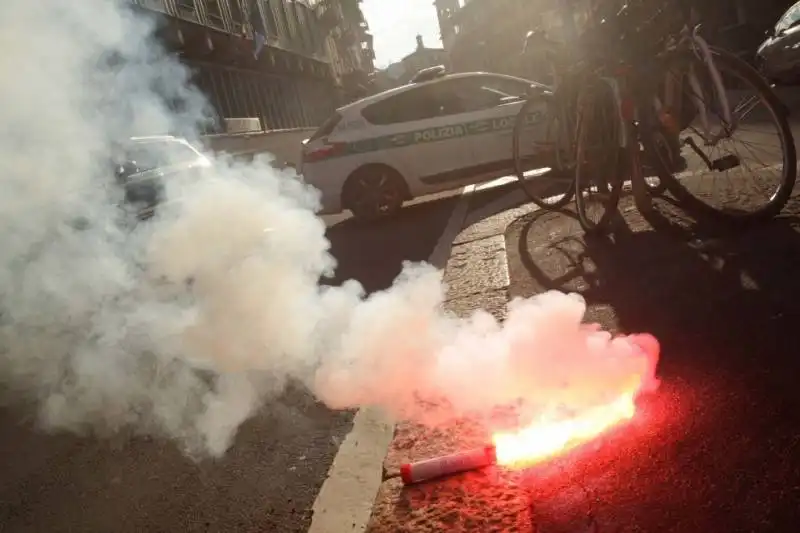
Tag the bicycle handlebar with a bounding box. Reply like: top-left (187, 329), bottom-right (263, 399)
top-left (577, 0), bottom-right (691, 68)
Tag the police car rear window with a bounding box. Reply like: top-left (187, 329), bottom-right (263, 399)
top-left (309, 112), bottom-right (342, 141)
top-left (361, 88), bottom-right (441, 125)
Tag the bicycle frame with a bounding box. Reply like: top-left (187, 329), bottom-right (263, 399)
top-left (600, 75), bottom-right (632, 149)
top-left (656, 24), bottom-right (738, 146)
top-left (524, 28), bottom-right (655, 173)
top-left (545, 72), bottom-right (630, 175)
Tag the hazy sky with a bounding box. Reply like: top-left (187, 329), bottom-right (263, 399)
top-left (360, 0), bottom-right (443, 68)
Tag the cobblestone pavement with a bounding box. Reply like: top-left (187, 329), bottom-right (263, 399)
top-left (366, 173), bottom-right (800, 532)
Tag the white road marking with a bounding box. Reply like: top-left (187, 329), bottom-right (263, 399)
top-left (307, 184), bottom-right (476, 533)
top-left (428, 184), bottom-right (476, 269)
top-left (307, 406), bottom-right (394, 533)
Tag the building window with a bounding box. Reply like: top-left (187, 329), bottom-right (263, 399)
top-left (245, 76), bottom-right (263, 128)
top-left (276, 0), bottom-right (293, 41)
top-left (205, 0), bottom-right (224, 28)
top-left (175, 0), bottom-right (197, 18)
top-left (262, 79), bottom-right (280, 129)
top-left (240, 74), bottom-right (257, 118)
top-left (294, 4), bottom-right (313, 52)
top-left (230, 0), bottom-right (244, 33)
top-left (255, 0), bottom-right (278, 37)
top-left (192, 68), bottom-right (223, 133)
top-left (209, 68), bottom-right (233, 119)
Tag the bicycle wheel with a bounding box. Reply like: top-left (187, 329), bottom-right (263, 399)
top-left (641, 46), bottom-right (796, 224)
top-left (639, 126), bottom-right (674, 196)
top-left (574, 79), bottom-right (625, 235)
top-left (513, 96), bottom-right (575, 210)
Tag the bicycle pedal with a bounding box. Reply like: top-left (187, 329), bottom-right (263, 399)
top-left (710, 154), bottom-right (740, 172)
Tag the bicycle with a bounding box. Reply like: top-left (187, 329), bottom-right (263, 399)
top-left (511, 11), bottom-right (654, 233)
top-left (513, 0), bottom-right (796, 233)
top-left (511, 30), bottom-right (576, 212)
top-left (633, 20), bottom-right (797, 225)
top-left (511, 15), bottom-right (668, 233)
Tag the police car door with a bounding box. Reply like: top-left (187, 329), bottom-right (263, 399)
top-left (446, 74), bottom-right (549, 179)
top-left (360, 83), bottom-right (477, 193)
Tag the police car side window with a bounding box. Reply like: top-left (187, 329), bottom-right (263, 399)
top-left (361, 87), bottom-right (442, 125)
top-left (441, 77), bottom-right (528, 113)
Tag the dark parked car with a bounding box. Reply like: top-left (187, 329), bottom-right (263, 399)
top-left (756, 0), bottom-right (800, 84)
top-left (113, 135), bottom-right (211, 219)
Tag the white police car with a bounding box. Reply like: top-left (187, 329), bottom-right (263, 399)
top-left (299, 67), bottom-right (550, 220)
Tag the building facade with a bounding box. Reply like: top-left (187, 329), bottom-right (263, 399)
top-left (399, 35), bottom-right (449, 81)
top-left (438, 0), bottom-right (794, 79)
top-left (434, 0), bottom-right (461, 51)
top-left (315, 0), bottom-right (376, 102)
top-left (370, 35), bottom-right (449, 91)
top-left (130, 0), bottom-right (374, 133)
top-left (438, 0), bottom-right (579, 78)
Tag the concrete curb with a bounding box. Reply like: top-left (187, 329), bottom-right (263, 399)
top-left (309, 184), bottom-right (479, 533)
top-left (363, 186), bottom-right (542, 533)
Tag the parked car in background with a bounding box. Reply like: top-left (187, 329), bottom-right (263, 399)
top-left (113, 135), bottom-right (211, 219)
top-left (298, 67), bottom-right (550, 221)
top-left (756, 0), bottom-right (800, 85)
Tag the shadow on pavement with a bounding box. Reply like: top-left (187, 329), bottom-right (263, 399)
top-left (506, 194), bottom-right (800, 532)
top-left (325, 179), bottom-right (533, 295)
top-left (324, 194), bottom-right (461, 293)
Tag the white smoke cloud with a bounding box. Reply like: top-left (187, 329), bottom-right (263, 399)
top-left (0, 0), bottom-right (660, 458)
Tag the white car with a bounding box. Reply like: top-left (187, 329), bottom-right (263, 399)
top-left (299, 68), bottom-right (550, 220)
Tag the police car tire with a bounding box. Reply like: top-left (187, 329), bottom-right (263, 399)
top-left (343, 165), bottom-right (407, 221)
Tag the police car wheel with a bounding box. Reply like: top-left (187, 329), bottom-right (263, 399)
top-left (344, 166), bottom-right (406, 221)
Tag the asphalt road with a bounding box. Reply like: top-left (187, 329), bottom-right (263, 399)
top-left (322, 191), bottom-right (462, 293)
top-left (0, 191), bottom-right (463, 533)
top-left (0, 384), bottom-right (353, 533)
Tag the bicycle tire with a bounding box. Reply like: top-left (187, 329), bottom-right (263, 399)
top-left (513, 96), bottom-right (575, 210)
top-left (574, 80), bottom-right (625, 235)
top-left (640, 126), bottom-right (674, 196)
top-left (642, 46), bottom-right (796, 224)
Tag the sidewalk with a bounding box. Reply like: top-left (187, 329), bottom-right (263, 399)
top-left (366, 183), bottom-right (800, 532)
top-left (366, 192), bottom-right (537, 533)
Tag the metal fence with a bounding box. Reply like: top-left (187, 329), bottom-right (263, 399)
top-left (189, 61), bottom-right (335, 132)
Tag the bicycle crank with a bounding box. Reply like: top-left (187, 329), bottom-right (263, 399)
top-left (683, 136), bottom-right (741, 172)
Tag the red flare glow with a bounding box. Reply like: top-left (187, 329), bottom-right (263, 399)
top-left (492, 390), bottom-right (638, 467)
top-left (491, 333), bottom-right (659, 468)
